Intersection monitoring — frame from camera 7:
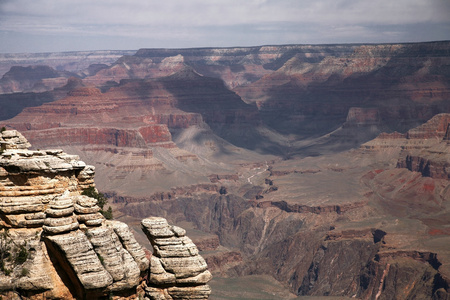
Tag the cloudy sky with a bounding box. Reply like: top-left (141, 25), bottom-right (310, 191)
top-left (0, 0), bottom-right (449, 53)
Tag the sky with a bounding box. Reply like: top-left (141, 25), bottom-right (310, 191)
top-left (0, 0), bottom-right (450, 53)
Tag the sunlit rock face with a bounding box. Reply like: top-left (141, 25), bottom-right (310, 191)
top-left (2, 42), bottom-right (450, 155)
top-left (118, 113), bottom-right (450, 299)
top-left (0, 41), bottom-right (449, 299)
top-left (142, 217), bottom-right (212, 300)
top-left (0, 130), bottom-right (211, 300)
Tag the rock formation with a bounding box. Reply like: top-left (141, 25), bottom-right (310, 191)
top-left (142, 217), bottom-right (212, 300)
top-left (0, 65), bottom-right (76, 94)
top-left (2, 41), bottom-right (450, 158)
top-left (0, 41), bottom-right (449, 299)
top-left (118, 114), bottom-right (450, 299)
top-left (362, 113), bottom-right (450, 179)
top-left (234, 41), bottom-right (450, 138)
top-left (0, 130), bottom-right (211, 299)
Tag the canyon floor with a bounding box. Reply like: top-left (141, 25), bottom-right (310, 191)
top-left (0, 42), bottom-right (449, 299)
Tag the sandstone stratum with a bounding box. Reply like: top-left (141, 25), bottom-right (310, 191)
top-left (0, 130), bottom-right (211, 299)
top-left (0, 41), bottom-right (449, 299)
top-left (118, 114), bottom-right (450, 299)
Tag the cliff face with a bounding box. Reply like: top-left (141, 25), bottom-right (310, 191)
top-left (0, 130), bottom-right (211, 300)
top-left (0, 42), bottom-right (449, 298)
top-left (1, 42), bottom-right (450, 156)
top-left (235, 42), bottom-right (450, 137)
top-left (0, 65), bottom-right (81, 95)
top-left (0, 64), bottom-right (272, 195)
top-left (117, 115), bottom-right (450, 299)
top-left (363, 113), bottom-right (450, 179)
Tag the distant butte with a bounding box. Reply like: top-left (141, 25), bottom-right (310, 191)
top-left (0, 41), bottom-right (449, 299)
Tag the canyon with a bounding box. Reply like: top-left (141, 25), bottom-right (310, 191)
top-left (0, 41), bottom-right (449, 299)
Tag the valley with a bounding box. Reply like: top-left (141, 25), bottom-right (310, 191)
top-left (0, 41), bottom-right (449, 299)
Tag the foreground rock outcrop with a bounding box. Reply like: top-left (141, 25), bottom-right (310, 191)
top-left (0, 130), bottom-right (210, 299)
top-left (142, 217), bottom-right (212, 299)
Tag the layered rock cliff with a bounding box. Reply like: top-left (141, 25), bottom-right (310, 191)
top-left (0, 65), bottom-right (76, 94)
top-left (1, 42), bottom-right (450, 157)
top-left (117, 114), bottom-right (450, 299)
top-left (363, 113), bottom-right (450, 179)
top-left (234, 41), bottom-right (450, 138)
top-left (0, 130), bottom-right (211, 299)
top-left (0, 42), bottom-right (449, 298)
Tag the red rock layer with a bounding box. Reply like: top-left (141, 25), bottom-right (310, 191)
top-left (20, 126), bottom-right (174, 148)
top-left (406, 114), bottom-right (450, 139)
top-left (235, 42), bottom-right (450, 135)
top-left (0, 78), bottom-right (205, 148)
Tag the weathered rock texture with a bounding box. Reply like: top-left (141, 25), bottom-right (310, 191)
top-left (363, 113), bottom-right (450, 179)
top-left (118, 113), bottom-right (450, 299)
top-left (0, 130), bottom-right (210, 299)
top-left (142, 217), bottom-right (212, 300)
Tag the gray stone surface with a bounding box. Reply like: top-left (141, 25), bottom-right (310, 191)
top-left (142, 218), bottom-right (211, 300)
top-left (45, 231), bottom-right (113, 290)
top-left (110, 220), bottom-right (149, 272)
top-left (142, 217), bottom-right (175, 239)
top-left (0, 131), bottom-right (210, 299)
top-left (149, 255), bottom-right (176, 285)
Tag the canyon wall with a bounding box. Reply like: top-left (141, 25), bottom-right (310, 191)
top-left (117, 115), bottom-right (450, 299)
top-left (0, 42), bottom-right (449, 299)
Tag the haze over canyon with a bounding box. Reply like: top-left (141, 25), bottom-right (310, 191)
top-left (0, 41), bottom-right (449, 299)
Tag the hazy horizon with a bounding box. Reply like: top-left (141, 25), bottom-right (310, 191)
top-left (1, 0), bottom-right (450, 54)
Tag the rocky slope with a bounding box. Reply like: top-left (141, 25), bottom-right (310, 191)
top-left (0, 65), bottom-right (78, 94)
top-left (83, 41), bottom-right (450, 158)
top-left (0, 64), bottom-right (277, 195)
top-left (235, 42), bottom-right (450, 138)
top-left (0, 42), bottom-right (449, 299)
top-left (117, 115), bottom-right (450, 299)
top-left (0, 130), bottom-right (211, 299)
top-left (1, 42), bottom-right (449, 156)
top-left (363, 113), bottom-right (450, 179)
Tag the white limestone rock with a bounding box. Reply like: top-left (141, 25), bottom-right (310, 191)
top-left (109, 220), bottom-right (149, 271)
top-left (45, 231), bottom-right (113, 290)
top-left (142, 217), bottom-right (175, 239)
top-left (176, 270), bottom-right (212, 285)
top-left (142, 217), bottom-right (211, 300)
top-left (145, 285), bottom-right (173, 300)
top-left (74, 203), bottom-right (100, 214)
top-left (149, 255), bottom-right (176, 285)
top-left (86, 226), bottom-right (141, 290)
top-left (86, 227), bottom-right (127, 281)
top-left (0, 130), bottom-right (31, 150)
top-left (74, 194), bottom-right (98, 207)
top-left (45, 206), bottom-right (74, 217)
top-left (153, 236), bottom-right (199, 258)
top-left (167, 285), bottom-right (211, 300)
top-left (43, 222), bottom-right (79, 235)
top-left (160, 256), bottom-right (208, 279)
top-left (0, 197), bottom-right (44, 214)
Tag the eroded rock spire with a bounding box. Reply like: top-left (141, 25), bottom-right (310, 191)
top-left (0, 130), bottom-right (211, 299)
